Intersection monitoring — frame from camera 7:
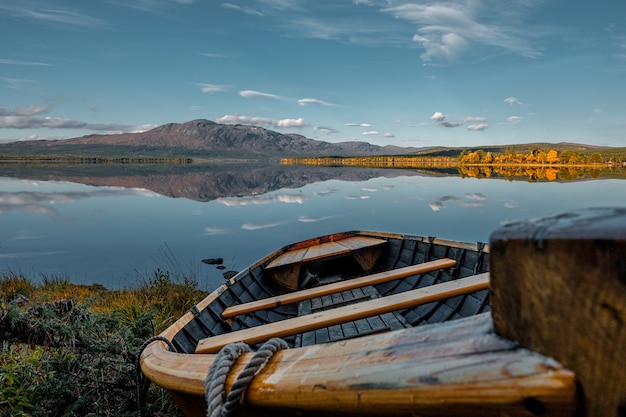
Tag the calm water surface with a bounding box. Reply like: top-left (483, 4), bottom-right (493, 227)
top-left (1, 166), bottom-right (625, 290)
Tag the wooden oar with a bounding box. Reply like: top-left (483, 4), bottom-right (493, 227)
top-left (222, 258), bottom-right (457, 318)
top-left (196, 272), bottom-right (490, 354)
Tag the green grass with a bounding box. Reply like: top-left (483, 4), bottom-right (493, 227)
top-left (0, 270), bottom-right (207, 417)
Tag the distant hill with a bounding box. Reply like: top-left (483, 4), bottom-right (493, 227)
top-left (0, 119), bottom-right (423, 158)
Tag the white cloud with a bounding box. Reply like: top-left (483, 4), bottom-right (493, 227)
top-left (504, 97), bottom-right (523, 105)
top-left (431, 111), bottom-right (488, 130)
top-left (216, 114), bottom-right (307, 129)
top-left (346, 122), bottom-right (372, 127)
top-left (298, 98), bottom-right (335, 106)
top-left (314, 126), bottom-right (338, 135)
top-left (462, 116), bottom-right (487, 123)
top-left (198, 83), bottom-right (228, 93)
top-left (507, 116), bottom-right (523, 123)
top-left (413, 32), bottom-right (468, 61)
top-left (239, 90), bottom-right (283, 100)
top-left (362, 130), bottom-right (379, 135)
top-left (384, 132), bottom-right (395, 138)
top-left (276, 118), bottom-right (306, 128)
top-left (466, 123), bottom-right (488, 131)
top-left (383, 3), bottom-right (539, 62)
top-left (430, 111), bottom-right (446, 121)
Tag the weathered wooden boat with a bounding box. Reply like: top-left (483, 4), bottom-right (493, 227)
top-left (140, 208), bottom-right (626, 417)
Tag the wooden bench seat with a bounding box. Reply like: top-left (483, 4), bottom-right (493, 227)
top-left (196, 272), bottom-right (490, 354)
top-left (222, 258), bottom-right (456, 318)
top-left (265, 235), bottom-right (388, 289)
top-left (265, 236), bottom-right (387, 269)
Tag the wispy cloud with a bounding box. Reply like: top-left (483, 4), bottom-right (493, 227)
top-left (199, 52), bottom-right (228, 58)
top-left (381, 2), bottom-right (540, 61)
top-left (0, 58), bottom-right (55, 66)
top-left (241, 221), bottom-right (283, 230)
top-left (198, 83), bottom-right (228, 94)
top-left (298, 215), bottom-right (334, 223)
top-left (239, 90), bottom-right (284, 100)
top-left (297, 98), bottom-right (336, 106)
top-left (0, 2), bottom-right (107, 29)
top-left (216, 114), bottom-right (307, 129)
top-left (506, 116), bottom-right (523, 124)
top-left (346, 123), bottom-right (372, 127)
top-left (203, 226), bottom-right (229, 235)
top-left (0, 104), bottom-right (151, 133)
top-left (314, 126), bottom-right (338, 135)
top-left (467, 123), bottom-right (488, 131)
top-left (221, 2), bottom-right (264, 16)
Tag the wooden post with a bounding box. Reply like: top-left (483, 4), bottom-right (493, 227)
top-left (489, 207), bottom-right (626, 417)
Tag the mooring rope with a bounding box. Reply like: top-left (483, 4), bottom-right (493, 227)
top-left (205, 338), bottom-right (288, 417)
top-left (136, 336), bottom-right (177, 417)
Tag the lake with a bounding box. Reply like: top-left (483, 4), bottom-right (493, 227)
top-left (1, 163), bottom-right (625, 290)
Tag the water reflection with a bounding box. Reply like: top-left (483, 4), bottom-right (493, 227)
top-left (1, 162), bottom-right (625, 289)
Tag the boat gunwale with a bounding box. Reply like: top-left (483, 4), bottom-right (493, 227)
top-left (140, 230), bottom-right (491, 394)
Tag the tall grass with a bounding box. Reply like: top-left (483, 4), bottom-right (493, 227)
top-left (0, 269), bottom-right (207, 417)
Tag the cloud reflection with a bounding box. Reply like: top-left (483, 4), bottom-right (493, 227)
top-left (203, 226), bottom-right (229, 235)
top-left (0, 188), bottom-right (158, 216)
top-left (298, 215), bottom-right (335, 223)
top-left (429, 193), bottom-right (486, 211)
top-left (217, 193), bottom-right (306, 207)
top-left (241, 221), bottom-right (283, 230)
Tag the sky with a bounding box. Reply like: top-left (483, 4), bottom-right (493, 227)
top-left (1, 0), bottom-right (625, 148)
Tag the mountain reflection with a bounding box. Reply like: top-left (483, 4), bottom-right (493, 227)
top-left (0, 162), bottom-right (419, 202)
top-left (0, 162), bottom-right (622, 203)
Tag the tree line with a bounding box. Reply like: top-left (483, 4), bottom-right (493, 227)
top-left (459, 147), bottom-right (625, 166)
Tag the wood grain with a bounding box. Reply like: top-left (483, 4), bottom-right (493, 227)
top-left (222, 258), bottom-right (456, 318)
top-left (197, 272), bottom-right (489, 353)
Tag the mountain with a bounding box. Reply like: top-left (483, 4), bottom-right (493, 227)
top-left (0, 119), bottom-right (422, 158)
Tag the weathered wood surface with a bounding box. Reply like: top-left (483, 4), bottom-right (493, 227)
top-left (222, 258), bottom-right (456, 318)
top-left (265, 236), bottom-right (387, 269)
top-left (490, 207), bottom-right (626, 417)
top-left (196, 273), bottom-right (490, 354)
top-left (265, 235), bottom-right (387, 290)
top-left (143, 313), bottom-right (579, 417)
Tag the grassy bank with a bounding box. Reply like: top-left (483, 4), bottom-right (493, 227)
top-left (0, 270), bottom-right (208, 417)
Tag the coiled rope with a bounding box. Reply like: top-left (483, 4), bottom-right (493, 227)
top-left (205, 338), bottom-right (288, 417)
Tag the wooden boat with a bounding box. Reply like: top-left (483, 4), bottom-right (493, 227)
top-left (140, 209), bottom-right (626, 417)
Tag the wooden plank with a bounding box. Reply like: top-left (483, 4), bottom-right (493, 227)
top-left (265, 247), bottom-right (308, 269)
top-left (222, 258), bottom-right (457, 318)
top-left (148, 314), bottom-right (578, 417)
top-left (196, 272), bottom-right (490, 353)
top-left (265, 236), bottom-right (387, 270)
top-left (490, 207), bottom-right (626, 417)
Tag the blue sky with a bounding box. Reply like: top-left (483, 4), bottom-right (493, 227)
top-left (1, 0), bottom-right (625, 148)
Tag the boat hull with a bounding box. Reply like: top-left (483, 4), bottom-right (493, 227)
top-left (141, 231), bottom-right (576, 416)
